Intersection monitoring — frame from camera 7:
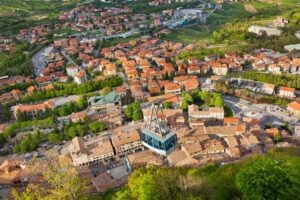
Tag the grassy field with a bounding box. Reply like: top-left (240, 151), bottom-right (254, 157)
top-left (161, 25), bottom-right (212, 45)
top-left (102, 34), bottom-right (142, 48)
top-left (129, 0), bottom-right (198, 14)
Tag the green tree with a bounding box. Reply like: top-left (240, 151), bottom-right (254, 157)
top-left (214, 81), bottom-right (231, 94)
top-left (115, 187), bottom-right (134, 200)
top-left (127, 167), bottom-right (180, 200)
top-left (204, 93), bottom-right (210, 106)
top-left (100, 87), bottom-right (111, 96)
top-left (212, 31), bottom-right (224, 43)
top-left (59, 106), bottom-right (69, 117)
top-left (16, 110), bottom-right (28, 122)
top-left (12, 159), bottom-right (89, 200)
top-left (115, 60), bottom-right (122, 66)
top-left (162, 102), bottom-right (172, 109)
top-left (125, 102), bottom-right (141, 121)
top-left (15, 131), bottom-right (42, 153)
top-left (88, 122), bottom-right (106, 133)
top-left (66, 124), bottom-right (85, 138)
top-left (181, 93), bottom-right (193, 109)
top-left (125, 104), bottom-right (134, 120)
top-left (213, 96), bottom-right (224, 107)
top-left (224, 105), bottom-right (233, 117)
top-left (20, 76), bottom-right (123, 103)
top-left (162, 72), bottom-right (169, 80)
top-left (48, 133), bottom-right (61, 144)
top-left (132, 110), bottom-right (141, 121)
top-left (0, 103), bottom-right (12, 122)
top-left (132, 102), bottom-right (140, 110)
top-left (67, 124), bottom-right (82, 137)
top-left (12, 184), bottom-right (43, 200)
top-left (236, 157), bottom-right (300, 200)
top-left (75, 97), bottom-right (88, 111)
top-left (129, 169), bottom-right (161, 200)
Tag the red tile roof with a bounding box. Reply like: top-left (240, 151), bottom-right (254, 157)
top-left (288, 101), bottom-right (300, 111)
top-left (224, 117), bottom-right (239, 125)
top-left (15, 101), bottom-right (55, 112)
top-left (280, 86), bottom-right (295, 93)
top-left (165, 83), bottom-right (180, 91)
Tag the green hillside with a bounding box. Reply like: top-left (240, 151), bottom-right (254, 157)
top-left (0, 0), bottom-right (80, 35)
top-left (163, 0), bottom-right (300, 54)
top-left (0, 0), bottom-right (79, 16)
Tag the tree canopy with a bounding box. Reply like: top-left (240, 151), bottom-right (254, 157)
top-left (231, 71), bottom-right (300, 89)
top-left (181, 90), bottom-right (224, 109)
top-left (0, 117), bottom-right (55, 147)
top-left (12, 159), bottom-right (89, 200)
top-left (13, 131), bottom-right (44, 153)
top-left (125, 102), bottom-right (142, 121)
top-left (88, 122), bottom-right (106, 134)
top-left (20, 76), bottom-right (123, 103)
top-left (106, 148), bottom-right (300, 200)
top-left (236, 157), bottom-right (300, 200)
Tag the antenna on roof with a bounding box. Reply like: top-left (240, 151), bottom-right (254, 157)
top-left (147, 98), bottom-right (168, 135)
top-left (140, 94), bottom-right (179, 156)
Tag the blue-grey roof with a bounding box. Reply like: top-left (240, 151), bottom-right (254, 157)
top-left (89, 91), bottom-right (120, 106)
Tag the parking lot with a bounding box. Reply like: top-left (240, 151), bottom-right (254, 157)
top-left (256, 104), bottom-right (299, 125)
top-left (229, 78), bottom-right (270, 95)
top-left (229, 78), bottom-right (300, 98)
top-left (224, 95), bottom-right (300, 128)
top-left (32, 46), bottom-right (49, 76)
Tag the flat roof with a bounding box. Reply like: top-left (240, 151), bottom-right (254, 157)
top-left (141, 128), bottom-right (177, 142)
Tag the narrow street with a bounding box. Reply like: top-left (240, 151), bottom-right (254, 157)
top-left (61, 50), bottom-right (80, 68)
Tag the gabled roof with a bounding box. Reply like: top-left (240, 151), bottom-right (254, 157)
top-left (148, 93), bottom-right (180, 103)
top-left (111, 129), bottom-right (141, 149)
top-left (15, 101), bottom-right (55, 112)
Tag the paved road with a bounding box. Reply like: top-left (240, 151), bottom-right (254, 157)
top-left (103, 28), bottom-right (140, 39)
top-left (94, 27), bottom-right (105, 58)
top-left (52, 95), bottom-right (81, 107)
top-left (223, 95), bottom-right (300, 127)
top-left (61, 50), bottom-right (80, 68)
top-left (32, 46), bottom-right (48, 76)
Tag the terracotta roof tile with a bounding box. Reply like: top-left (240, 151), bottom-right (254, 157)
top-left (288, 101), bottom-right (300, 111)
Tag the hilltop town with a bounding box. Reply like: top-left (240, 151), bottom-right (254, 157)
top-left (0, 0), bottom-right (300, 199)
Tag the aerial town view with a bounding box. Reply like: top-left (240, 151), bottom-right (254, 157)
top-left (0, 0), bottom-right (300, 199)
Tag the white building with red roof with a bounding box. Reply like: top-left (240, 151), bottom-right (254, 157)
top-left (74, 70), bottom-right (86, 84)
top-left (279, 86), bottom-right (296, 98)
top-left (287, 101), bottom-right (300, 117)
